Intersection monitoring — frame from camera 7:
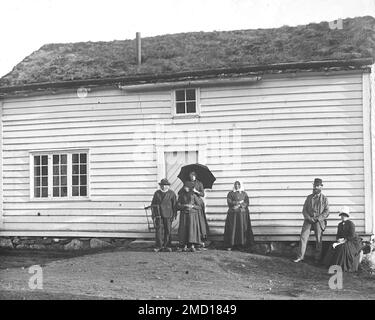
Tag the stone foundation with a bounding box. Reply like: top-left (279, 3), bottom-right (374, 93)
top-left (361, 238), bottom-right (375, 274)
top-left (361, 252), bottom-right (375, 274)
top-left (0, 236), bottom-right (315, 258)
top-left (0, 236), bottom-right (134, 251)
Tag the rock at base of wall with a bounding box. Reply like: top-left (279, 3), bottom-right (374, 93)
top-left (29, 244), bottom-right (46, 250)
top-left (269, 242), bottom-right (295, 257)
top-left (35, 238), bottom-right (53, 245)
top-left (361, 251), bottom-right (375, 274)
top-left (253, 243), bottom-right (271, 255)
top-left (44, 244), bottom-right (64, 251)
top-left (64, 239), bottom-right (85, 251)
top-left (0, 238), bottom-right (14, 249)
top-left (111, 238), bottom-right (134, 247)
top-left (89, 238), bottom-right (113, 249)
top-left (12, 237), bottom-right (21, 246)
top-left (128, 240), bottom-right (155, 249)
top-left (52, 238), bottom-right (72, 245)
top-left (15, 243), bottom-right (30, 249)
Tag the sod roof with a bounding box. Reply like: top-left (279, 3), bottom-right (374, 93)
top-left (0, 15), bottom-right (374, 87)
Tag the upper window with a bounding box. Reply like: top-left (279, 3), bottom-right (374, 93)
top-left (174, 88), bottom-right (199, 116)
top-left (31, 151), bottom-right (89, 200)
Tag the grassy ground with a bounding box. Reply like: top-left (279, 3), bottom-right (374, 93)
top-left (0, 245), bottom-right (374, 300)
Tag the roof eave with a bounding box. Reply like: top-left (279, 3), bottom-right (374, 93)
top-left (0, 57), bottom-right (373, 96)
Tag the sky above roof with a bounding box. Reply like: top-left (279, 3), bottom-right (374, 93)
top-left (0, 0), bottom-right (374, 78)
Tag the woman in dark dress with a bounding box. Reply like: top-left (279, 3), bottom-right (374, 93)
top-left (177, 181), bottom-right (203, 252)
top-left (178, 171), bottom-right (209, 248)
top-left (323, 206), bottom-right (363, 272)
top-left (189, 171), bottom-right (209, 243)
top-left (224, 181), bottom-right (255, 251)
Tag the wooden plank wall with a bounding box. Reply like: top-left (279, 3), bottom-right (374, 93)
top-left (371, 64), bottom-right (375, 235)
top-left (0, 72), bottom-right (367, 240)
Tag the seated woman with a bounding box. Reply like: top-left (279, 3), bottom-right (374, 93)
top-left (323, 206), bottom-right (363, 272)
top-left (224, 180), bottom-right (255, 251)
top-left (177, 181), bottom-right (203, 252)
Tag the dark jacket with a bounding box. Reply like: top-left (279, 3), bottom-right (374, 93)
top-left (151, 189), bottom-right (177, 219)
top-left (337, 220), bottom-right (358, 241)
top-left (227, 190), bottom-right (250, 213)
top-left (177, 190), bottom-right (201, 214)
top-left (178, 180), bottom-right (205, 197)
top-left (302, 192), bottom-right (329, 229)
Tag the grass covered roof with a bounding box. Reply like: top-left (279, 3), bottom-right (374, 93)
top-left (1, 15), bottom-right (374, 87)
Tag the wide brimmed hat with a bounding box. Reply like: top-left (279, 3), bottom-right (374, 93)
top-left (313, 178), bottom-right (323, 186)
top-left (158, 178), bottom-right (171, 186)
top-left (339, 206), bottom-right (350, 217)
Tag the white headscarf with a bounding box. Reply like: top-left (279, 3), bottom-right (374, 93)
top-left (233, 180), bottom-right (245, 192)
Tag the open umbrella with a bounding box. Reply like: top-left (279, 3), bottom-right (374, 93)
top-left (177, 163), bottom-right (216, 189)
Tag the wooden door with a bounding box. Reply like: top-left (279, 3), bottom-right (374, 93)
top-left (164, 151), bottom-right (198, 233)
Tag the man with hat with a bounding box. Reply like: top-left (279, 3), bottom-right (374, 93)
top-left (150, 178), bottom-right (178, 252)
top-left (294, 178), bottom-right (330, 264)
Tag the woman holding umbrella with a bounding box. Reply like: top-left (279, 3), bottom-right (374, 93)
top-left (177, 181), bottom-right (203, 252)
top-left (224, 180), bottom-right (255, 251)
top-left (187, 171), bottom-right (209, 245)
top-left (177, 164), bottom-right (216, 248)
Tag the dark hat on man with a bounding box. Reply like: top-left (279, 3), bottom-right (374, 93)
top-left (313, 178), bottom-right (323, 186)
top-left (158, 178), bottom-right (171, 186)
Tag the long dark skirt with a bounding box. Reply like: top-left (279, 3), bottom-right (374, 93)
top-left (323, 238), bottom-right (362, 272)
top-left (224, 209), bottom-right (254, 247)
top-left (197, 199), bottom-right (209, 241)
top-left (178, 210), bottom-right (202, 246)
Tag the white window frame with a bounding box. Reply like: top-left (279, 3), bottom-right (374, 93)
top-left (29, 149), bottom-right (90, 201)
top-left (171, 87), bottom-right (201, 118)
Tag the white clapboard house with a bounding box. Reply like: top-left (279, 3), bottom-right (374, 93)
top-left (0, 16), bottom-right (374, 241)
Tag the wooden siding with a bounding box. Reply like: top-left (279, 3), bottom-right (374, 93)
top-left (0, 72), bottom-right (370, 240)
top-left (371, 64), bottom-right (375, 236)
top-left (0, 101), bottom-right (3, 230)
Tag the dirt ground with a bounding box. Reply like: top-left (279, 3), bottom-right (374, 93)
top-left (0, 243), bottom-right (374, 300)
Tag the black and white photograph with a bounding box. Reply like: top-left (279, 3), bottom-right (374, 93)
top-left (0, 0), bottom-right (375, 306)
